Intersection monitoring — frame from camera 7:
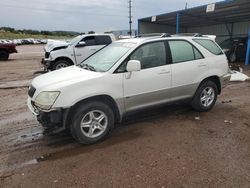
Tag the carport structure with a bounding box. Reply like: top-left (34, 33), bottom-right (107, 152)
top-left (138, 0), bottom-right (250, 65)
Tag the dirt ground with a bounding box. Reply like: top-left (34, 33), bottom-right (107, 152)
top-left (0, 45), bottom-right (250, 188)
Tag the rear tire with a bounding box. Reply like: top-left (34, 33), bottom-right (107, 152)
top-left (191, 81), bottom-right (218, 112)
top-left (0, 50), bottom-right (9, 61)
top-left (52, 60), bottom-right (71, 70)
top-left (70, 101), bottom-right (115, 144)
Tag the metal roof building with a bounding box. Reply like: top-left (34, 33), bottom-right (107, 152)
top-left (138, 0), bottom-right (250, 43)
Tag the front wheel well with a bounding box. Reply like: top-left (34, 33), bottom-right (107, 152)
top-left (54, 57), bottom-right (74, 65)
top-left (199, 76), bottom-right (221, 94)
top-left (0, 48), bottom-right (9, 53)
top-left (65, 95), bottom-right (121, 129)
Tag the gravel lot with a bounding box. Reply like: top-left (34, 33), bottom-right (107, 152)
top-left (0, 45), bottom-right (250, 188)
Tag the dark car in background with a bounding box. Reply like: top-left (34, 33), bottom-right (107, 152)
top-left (0, 42), bottom-right (18, 60)
top-left (219, 37), bottom-right (248, 63)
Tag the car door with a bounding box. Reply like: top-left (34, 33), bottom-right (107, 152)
top-left (123, 41), bottom-right (172, 112)
top-left (74, 36), bottom-right (97, 64)
top-left (168, 40), bottom-right (206, 101)
top-left (74, 36), bottom-right (112, 65)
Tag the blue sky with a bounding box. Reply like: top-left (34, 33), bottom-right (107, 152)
top-left (0, 0), bottom-right (219, 32)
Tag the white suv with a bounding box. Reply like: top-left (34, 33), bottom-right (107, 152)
top-left (27, 34), bottom-right (231, 144)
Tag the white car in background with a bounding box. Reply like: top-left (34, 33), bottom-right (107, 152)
top-left (13, 39), bottom-right (22, 45)
top-left (42, 34), bottom-right (116, 71)
top-left (28, 34), bottom-right (231, 144)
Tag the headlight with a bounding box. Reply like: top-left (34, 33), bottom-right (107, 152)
top-left (34, 91), bottom-right (60, 110)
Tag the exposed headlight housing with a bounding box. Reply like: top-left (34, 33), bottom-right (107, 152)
top-left (34, 91), bottom-right (60, 110)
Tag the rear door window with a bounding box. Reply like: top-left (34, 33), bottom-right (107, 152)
top-left (96, 36), bottom-right (112, 45)
top-left (168, 40), bottom-right (203, 64)
top-left (193, 39), bottom-right (223, 55)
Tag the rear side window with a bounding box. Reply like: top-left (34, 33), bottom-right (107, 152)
top-left (168, 40), bottom-right (203, 64)
top-left (194, 48), bottom-right (203, 59)
top-left (96, 36), bottom-right (112, 45)
top-left (193, 39), bottom-right (223, 55)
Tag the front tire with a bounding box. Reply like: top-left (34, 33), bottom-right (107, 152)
top-left (70, 102), bottom-right (115, 144)
top-left (52, 60), bottom-right (71, 70)
top-left (0, 50), bottom-right (9, 61)
top-left (191, 81), bottom-right (218, 112)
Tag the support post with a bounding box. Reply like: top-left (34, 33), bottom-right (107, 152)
top-left (128, 0), bottom-right (132, 36)
top-left (245, 30), bottom-right (250, 66)
top-left (176, 13), bottom-right (180, 34)
top-left (137, 21), bottom-right (140, 36)
top-left (230, 23), bottom-right (234, 38)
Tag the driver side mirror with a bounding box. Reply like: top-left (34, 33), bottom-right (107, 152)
top-left (126, 60), bottom-right (141, 72)
top-left (75, 41), bottom-right (86, 48)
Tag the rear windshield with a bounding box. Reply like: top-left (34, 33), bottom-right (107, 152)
top-left (193, 39), bottom-right (223, 55)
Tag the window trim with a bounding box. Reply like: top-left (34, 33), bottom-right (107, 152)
top-left (114, 40), bottom-right (171, 73)
top-left (167, 39), bottom-right (204, 64)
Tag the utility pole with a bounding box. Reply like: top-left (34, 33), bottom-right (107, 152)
top-left (128, 0), bottom-right (132, 36)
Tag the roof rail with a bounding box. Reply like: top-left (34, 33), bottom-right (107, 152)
top-left (135, 33), bottom-right (171, 38)
top-left (174, 33), bottom-right (203, 37)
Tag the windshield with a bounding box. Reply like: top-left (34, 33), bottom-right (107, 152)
top-left (69, 35), bottom-right (82, 46)
top-left (80, 42), bottom-right (136, 72)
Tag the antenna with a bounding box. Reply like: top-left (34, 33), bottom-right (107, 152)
top-left (128, 0), bottom-right (132, 36)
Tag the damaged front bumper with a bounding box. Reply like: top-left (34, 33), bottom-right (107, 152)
top-left (27, 97), bottom-right (69, 129)
top-left (41, 58), bottom-right (52, 71)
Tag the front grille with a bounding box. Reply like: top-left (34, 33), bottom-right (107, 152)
top-left (45, 52), bottom-right (50, 58)
top-left (28, 85), bottom-right (36, 98)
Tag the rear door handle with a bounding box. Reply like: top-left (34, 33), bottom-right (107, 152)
top-left (198, 62), bottom-right (206, 67)
top-left (159, 69), bottom-right (170, 74)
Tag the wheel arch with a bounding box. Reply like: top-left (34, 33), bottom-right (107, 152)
top-left (198, 76), bottom-right (221, 94)
top-left (0, 48), bottom-right (10, 60)
top-left (54, 56), bottom-right (74, 65)
top-left (64, 95), bottom-right (122, 129)
top-left (0, 48), bottom-right (9, 53)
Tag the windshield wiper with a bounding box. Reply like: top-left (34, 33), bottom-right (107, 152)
top-left (80, 64), bottom-right (96, 72)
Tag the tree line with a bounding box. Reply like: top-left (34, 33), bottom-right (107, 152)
top-left (0, 27), bottom-right (96, 36)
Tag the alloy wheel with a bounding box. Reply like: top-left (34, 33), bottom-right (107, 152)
top-left (200, 86), bottom-right (215, 107)
top-left (80, 110), bottom-right (108, 138)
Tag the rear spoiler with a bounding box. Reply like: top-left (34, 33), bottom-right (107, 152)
top-left (203, 35), bottom-right (216, 41)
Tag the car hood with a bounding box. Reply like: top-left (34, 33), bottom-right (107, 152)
top-left (32, 66), bottom-right (103, 90)
top-left (44, 39), bottom-right (69, 52)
